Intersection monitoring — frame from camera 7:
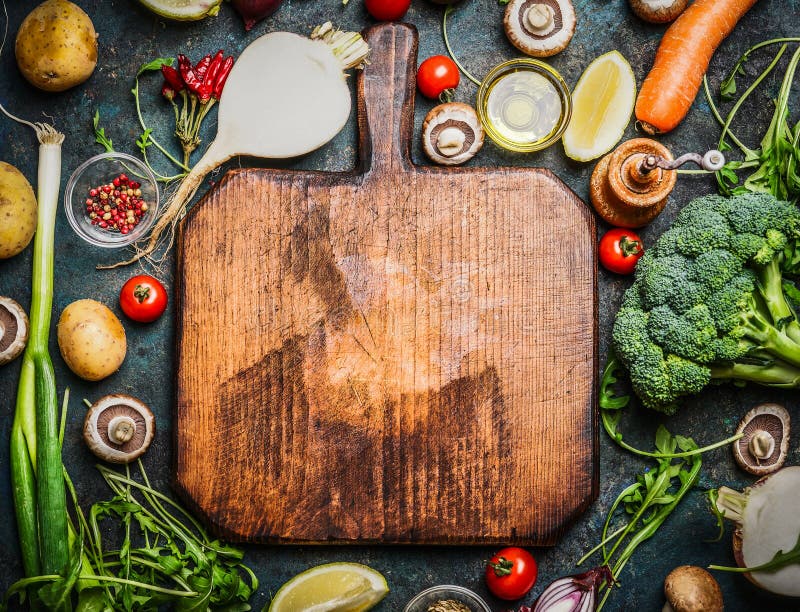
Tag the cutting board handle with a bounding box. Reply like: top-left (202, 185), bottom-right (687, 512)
top-left (357, 23), bottom-right (418, 177)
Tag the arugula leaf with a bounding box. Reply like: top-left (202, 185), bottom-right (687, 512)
top-left (600, 354), bottom-right (630, 410)
top-left (137, 128), bottom-right (153, 156)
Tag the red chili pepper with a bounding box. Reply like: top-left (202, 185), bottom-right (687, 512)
top-left (213, 56), bottom-right (235, 100)
top-left (178, 54), bottom-right (201, 96)
top-left (161, 83), bottom-right (175, 101)
top-left (197, 50), bottom-right (224, 103)
top-left (193, 54), bottom-right (212, 83)
top-left (161, 65), bottom-right (184, 92)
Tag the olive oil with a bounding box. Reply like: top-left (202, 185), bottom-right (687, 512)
top-left (477, 60), bottom-right (571, 153)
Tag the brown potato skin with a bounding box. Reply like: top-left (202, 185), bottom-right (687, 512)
top-left (58, 299), bottom-right (127, 381)
top-left (15, 0), bottom-right (98, 92)
top-left (0, 162), bottom-right (37, 259)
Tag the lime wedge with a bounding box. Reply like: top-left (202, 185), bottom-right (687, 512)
top-left (562, 50), bottom-right (636, 162)
top-left (136, 0), bottom-right (222, 21)
top-left (268, 563), bottom-right (389, 612)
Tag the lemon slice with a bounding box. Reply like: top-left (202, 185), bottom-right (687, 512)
top-left (562, 50), bottom-right (636, 162)
top-left (136, 0), bottom-right (221, 21)
top-left (268, 563), bottom-right (389, 612)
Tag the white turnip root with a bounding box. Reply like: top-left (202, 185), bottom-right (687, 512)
top-left (106, 22), bottom-right (369, 268)
top-left (712, 466), bottom-right (800, 597)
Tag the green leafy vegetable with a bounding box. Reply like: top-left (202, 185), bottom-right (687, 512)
top-left (579, 428), bottom-right (702, 611)
top-left (92, 110), bottom-right (114, 153)
top-left (706, 38), bottom-right (800, 202)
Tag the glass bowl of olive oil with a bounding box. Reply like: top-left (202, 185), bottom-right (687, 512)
top-left (476, 58), bottom-right (572, 153)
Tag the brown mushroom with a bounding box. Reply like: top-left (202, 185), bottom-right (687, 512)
top-left (504, 0), bottom-right (576, 58)
top-left (732, 403), bottom-right (790, 476)
top-left (629, 0), bottom-right (689, 24)
top-left (84, 394), bottom-right (155, 464)
top-left (663, 566), bottom-right (723, 612)
top-left (422, 102), bottom-right (484, 166)
top-left (0, 297), bottom-right (29, 366)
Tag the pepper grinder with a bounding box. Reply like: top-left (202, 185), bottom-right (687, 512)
top-left (590, 138), bottom-right (724, 228)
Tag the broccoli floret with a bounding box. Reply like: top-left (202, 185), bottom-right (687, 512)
top-left (612, 193), bottom-right (800, 412)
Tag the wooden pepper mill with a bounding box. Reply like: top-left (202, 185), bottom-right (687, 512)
top-left (590, 138), bottom-right (724, 228)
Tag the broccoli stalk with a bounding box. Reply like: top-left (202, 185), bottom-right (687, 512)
top-left (710, 360), bottom-right (800, 387)
top-left (613, 193), bottom-right (800, 412)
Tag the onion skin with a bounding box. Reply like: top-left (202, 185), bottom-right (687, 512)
top-left (231, 0), bottom-right (284, 31)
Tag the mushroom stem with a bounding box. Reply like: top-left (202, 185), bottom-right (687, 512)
top-left (108, 415), bottom-right (136, 444)
top-left (437, 127), bottom-right (466, 157)
top-left (525, 4), bottom-right (554, 30)
top-left (749, 430), bottom-right (775, 460)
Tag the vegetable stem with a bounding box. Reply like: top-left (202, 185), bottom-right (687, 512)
top-left (443, 6), bottom-right (481, 87)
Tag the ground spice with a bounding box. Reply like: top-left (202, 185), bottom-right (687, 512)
top-left (427, 600), bottom-right (472, 612)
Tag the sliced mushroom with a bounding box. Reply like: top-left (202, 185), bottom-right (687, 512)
top-left (629, 0), bottom-right (688, 24)
top-left (84, 394), bottom-right (155, 464)
top-left (504, 0), bottom-right (576, 58)
top-left (663, 566), bottom-right (723, 612)
top-left (732, 403), bottom-right (790, 476)
top-left (422, 102), bottom-right (484, 166)
top-left (0, 297), bottom-right (29, 366)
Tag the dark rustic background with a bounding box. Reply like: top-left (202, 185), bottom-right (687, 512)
top-left (1, 0), bottom-right (799, 609)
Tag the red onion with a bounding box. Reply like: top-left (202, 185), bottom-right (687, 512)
top-left (231, 0), bottom-right (284, 31)
top-left (532, 566), bottom-right (614, 612)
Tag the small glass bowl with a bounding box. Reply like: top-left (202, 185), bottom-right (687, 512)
top-left (404, 585), bottom-right (492, 612)
top-left (64, 152), bottom-right (159, 248)
top-left (476, 58), bottom-right (572, 153)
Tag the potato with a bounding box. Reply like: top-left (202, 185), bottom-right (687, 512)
top-left (0, 162), bottom-right (37, 259)
top-left (58, 299), bottom-right (127, 381)
top-left (15, 0), bottom-right (98, 93)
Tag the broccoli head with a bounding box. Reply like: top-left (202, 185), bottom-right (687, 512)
top-left (612, 193), bottom-right (800, 412)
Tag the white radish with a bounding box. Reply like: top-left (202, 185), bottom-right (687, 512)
top-left (106, 22), bottom-right (369, 268)
top-left (713, 466), bottom-right (800, 597)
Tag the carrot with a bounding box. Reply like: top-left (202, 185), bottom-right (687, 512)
top-left (635, 0), bottom-right (758, 134)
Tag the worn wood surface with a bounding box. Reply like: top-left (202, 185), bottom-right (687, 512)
top-left (175, 23), bottom-right (597, 545)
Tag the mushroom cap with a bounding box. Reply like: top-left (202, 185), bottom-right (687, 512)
top-left (663, 566), bottom-right (723, 612)
top-left (504, 0), bottom-right (577, 58)
top-left (84, 394), bottom-right (155, 464)
top-left (422, 102), bottom-right (485, 166)
top-left (629, 0), bottom-right (689, 24)
top-left (0, 297), bottom-right (29, 366)
top-left (733, 403), bottom-right (790, 476)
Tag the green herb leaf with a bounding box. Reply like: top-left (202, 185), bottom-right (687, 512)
top-left (92, 111), bottom-right (114, 153)
top-left (137, 57), bottom-right (174, 77)
top-left (137, 129), bottom-right (153, 156)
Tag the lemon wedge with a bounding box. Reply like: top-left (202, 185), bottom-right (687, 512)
top-left (267, 563), bottom-right (389, 612)
top-left (136, 0), bottom-right (221, 21)
top-left (562, 50), bottom-right (636, 162)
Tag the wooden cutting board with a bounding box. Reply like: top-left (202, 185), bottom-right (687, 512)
top-left (175, 22), bottom-right (598, 545)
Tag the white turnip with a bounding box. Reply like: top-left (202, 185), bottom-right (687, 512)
top-left (711, 466), bottom-right (800, 597)
top-left (107, 22), bottom-right (369, 268)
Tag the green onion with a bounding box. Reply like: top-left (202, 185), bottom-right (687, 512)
top-left (1, 105), bottom-right (70, 582)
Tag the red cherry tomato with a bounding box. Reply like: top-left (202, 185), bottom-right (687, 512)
top-left (119, 275), bottom-right (168, 323)
top-left (599, 228), bottom-right (645, 275)
top-left (364, 0), bottom-right (411, 21)
top-left (417, 55), bottom-right (460, 99)
top-left (485, 547), bottom-right (538, 601)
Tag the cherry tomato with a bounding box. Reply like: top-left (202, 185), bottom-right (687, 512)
top-left (599, 228), bottom-right (644, 275)
top-left (364, 0), bottom-right (411, 21)
top-left (417, 55), bottom-right (460, 99)
top-left (119, 275), bottom-right (168, 323)
top-left (485, 547), bottom-right (538, 601)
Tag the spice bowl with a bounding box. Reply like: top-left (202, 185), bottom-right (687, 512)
top-left (476, 58), bottom-right (572, 153)
top-left (404, 585), bottom-right (492, 612)
top-left (65, 152), bottom-right (159, 248)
